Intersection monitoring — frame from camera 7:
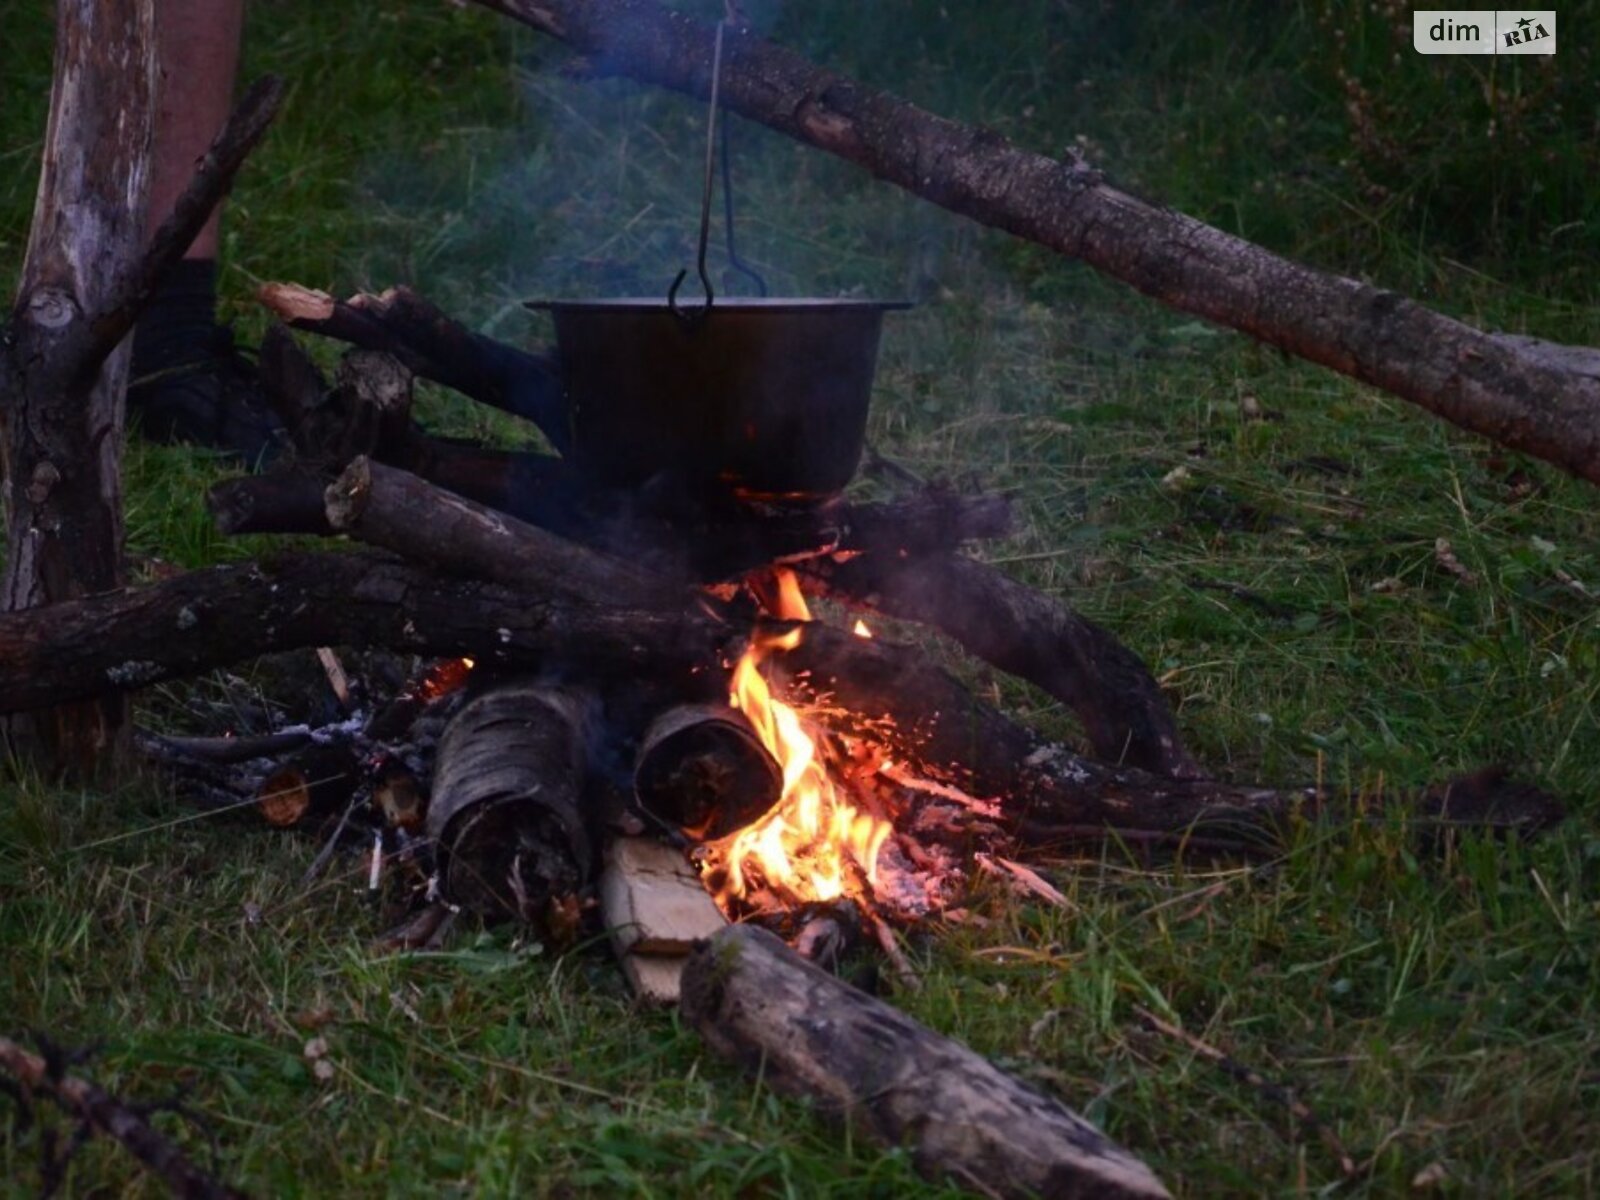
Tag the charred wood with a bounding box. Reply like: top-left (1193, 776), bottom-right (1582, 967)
top-left (633, 704), bottom-right (781, 838)
top-left (429, 683), bottom-right (596, 923)
top-left (805, 553), bottom-right (1199, 779)
top-left (137, 728), bottom-right (313, 767)
top-left (256, 741), bottom-right (362, 829)
top-left (682, 925), bottom-right (1170, 1200)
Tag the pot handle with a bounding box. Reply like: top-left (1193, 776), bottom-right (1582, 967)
top-left (667, 16), bottom-right (728, 327)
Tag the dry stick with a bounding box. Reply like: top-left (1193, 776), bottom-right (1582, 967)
top-left (82, 77), bottom-right (286, 371)
top-left (136, 729), bottom-right (313, 766)
top-left (476, 0), bottom-right (1600, 486)
top-left (0, 1035), bottom-right (248, 1200)
top-left (1132, 1006), bottom-right (1358, 1178)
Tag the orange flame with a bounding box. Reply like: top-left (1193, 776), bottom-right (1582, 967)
top-left (702, 570), bottom-right (894, 913)
top-left (852, 619), bottom-right (874, 638)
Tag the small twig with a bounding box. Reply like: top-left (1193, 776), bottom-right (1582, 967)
top-left (864, 907), bottom-right (921, 992)
top-left (136, 728), bottom-right (313, 766)
top-left (0, 1035), bottom-right (248, 1200)
top-left (1132, 1006), bottom-right (1357, 1177)
top-left (296, 793), bottom-right (366, 890)
top-left (315, 647), bottom-right (354, 711)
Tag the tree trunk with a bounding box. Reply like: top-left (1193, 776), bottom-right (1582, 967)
top-left (475, 0), bottom-right (1600, 488)
top-left (681, 925), bottom-right (1170, 1200)
top-left (0, 0), bottom-right (157, 770)
top-left (0, 0), bottom-right (282, 775)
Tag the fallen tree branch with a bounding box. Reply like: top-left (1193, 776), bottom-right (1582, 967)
top-left (1133, 1006), bottom-right (1357, 1179)
top-left (475, 0), bottom-right (1600, 487)
top-left (682, 925), bottom-right (1171, 1199)
top-left (0, 1035), bottom-right (247, 1200)
top-left (81, 77), bottom-right (286, 374)
top-left (0, 547), bottom-right (1561, 847)
top-left (257, 282), bottom-right (569, 452)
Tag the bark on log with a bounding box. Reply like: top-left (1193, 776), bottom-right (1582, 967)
top-left (0, 547), bottom-right (1562, 844)
top-left (0, 0), bottom-right (155, 770)
top-left (806, 554), bottom-right (1200, 779)
top-left (429, 683), bottom-right (596, 922)
top-left (0, 551), bottom-right (726, 717)
top-left (682, 924), bottom-right (1170, 1200)
top-left (634, 704), bottom-right (781, 838)
top-left (257, 282), bottom-right (570, 452)
top-left (477, 0), bottom-right (1600, 487)
top-left (324, 455), bottom-right (674, 608)
top-left (0, 6), bottom-right (282, 773)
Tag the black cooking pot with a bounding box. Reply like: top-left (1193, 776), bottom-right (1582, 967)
top-left (526, 297), bottom-right (911, 502)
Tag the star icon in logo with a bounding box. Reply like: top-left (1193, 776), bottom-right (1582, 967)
top-left (1517, 15), bottom-right (1533, 28)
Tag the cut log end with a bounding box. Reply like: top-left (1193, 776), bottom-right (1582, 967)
top-left (258, 281), bottom-right (336, 323)
top-left (428, 683), bottom-right (596, 925)
top-left (634, 704), bottom-right (781, 838)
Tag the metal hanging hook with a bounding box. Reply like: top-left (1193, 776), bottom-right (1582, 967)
top-left (669, 17), bottom-right (727, 326)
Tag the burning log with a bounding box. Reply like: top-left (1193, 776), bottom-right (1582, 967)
top-left (255, 741), bottom-right (361, 829)
top-left (806, 553), bottom-right (1200, 779)
top-left (0, 549), bottom-right (1563, 847)
top-left (428, 682), bottom-right (597, 923)
top-left (478, 0), bottom-right (1600, 489)
top-left (682, 925), bottom-right (1170, 1200)
top-left (633, 704), bottom-right (781, 838)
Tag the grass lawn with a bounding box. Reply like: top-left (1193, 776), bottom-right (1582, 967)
top-left (3, 1), bottom-right (1597, 1195)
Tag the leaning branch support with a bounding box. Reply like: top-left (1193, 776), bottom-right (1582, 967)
top-left (474, 0), bottom-right (1600, 487)
top-left (0, 1035), bottom-right (246, 1200)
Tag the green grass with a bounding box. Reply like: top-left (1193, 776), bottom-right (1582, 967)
top-left (3, 1), bottom-right (1599, 1195)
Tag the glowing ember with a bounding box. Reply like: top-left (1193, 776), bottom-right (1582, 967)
top-left (852, 619), bottom-right (874, 638)
top-left (700, 571), bottom-right (895, 914)
top-left (417, 656), bottom-right (475, 701)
